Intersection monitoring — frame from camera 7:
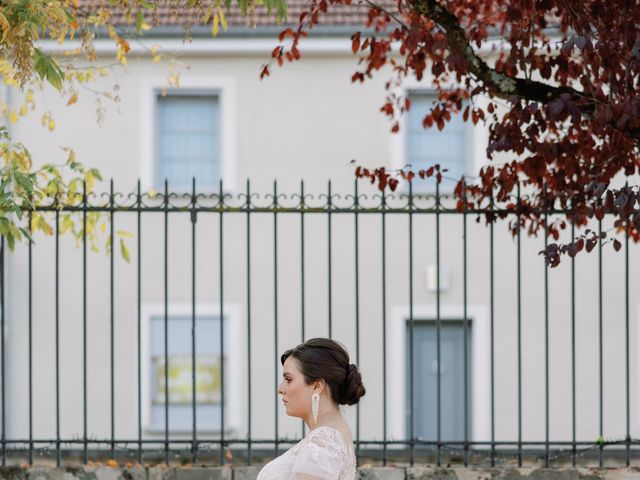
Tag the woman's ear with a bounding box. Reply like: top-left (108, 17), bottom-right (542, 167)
top-left (314, 379), bottom-right (326, 394)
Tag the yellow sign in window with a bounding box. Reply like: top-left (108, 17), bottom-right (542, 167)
top-left (154, 355), bottom-right (220, 405)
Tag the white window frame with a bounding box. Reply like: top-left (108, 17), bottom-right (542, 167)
top-left (389, 85), bottom-right (485, 193)
top-left (140, 75), bottom-right (237, 193)
top-left (386, 304), bottom-right (491, 443)
top-left (140, 303), bottom-right (243, 434)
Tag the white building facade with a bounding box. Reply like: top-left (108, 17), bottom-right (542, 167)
top-left (1, 12), bottom-right (639, 464)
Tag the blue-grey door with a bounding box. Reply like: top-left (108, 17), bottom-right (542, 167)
top-left (406, 320), bottom-right (472, 442)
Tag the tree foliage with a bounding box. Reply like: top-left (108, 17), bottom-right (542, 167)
top-left (2, 0), bottom-right (639, 267)
top-left (268, 0), bottom-right (640, 265)
top-left (0, 0), bottom-right (287, 253)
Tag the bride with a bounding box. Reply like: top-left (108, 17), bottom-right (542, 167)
top-left (257, 338), bottom-right (366, 480)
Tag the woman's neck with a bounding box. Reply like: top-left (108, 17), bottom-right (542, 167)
top-left (305, 404), bottom-right (341, 430)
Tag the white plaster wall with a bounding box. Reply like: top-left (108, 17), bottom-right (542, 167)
top-left (3, 40), bottom-right (639, 451)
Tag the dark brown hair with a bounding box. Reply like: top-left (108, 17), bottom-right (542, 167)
top-left (281, 338), bottom-right (366, 406)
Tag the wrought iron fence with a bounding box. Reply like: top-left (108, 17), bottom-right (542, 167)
top-left (0, 178), bottom-right (638, 468)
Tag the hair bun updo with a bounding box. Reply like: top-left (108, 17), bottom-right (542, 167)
top-left (340, 363), bottom-right (366, 406)
top-left (281, 338), bottom-right (366, 406)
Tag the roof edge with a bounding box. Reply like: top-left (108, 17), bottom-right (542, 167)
top-left (97, 24), bottom-right (371, 39)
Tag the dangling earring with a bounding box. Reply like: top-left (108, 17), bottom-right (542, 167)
top-left (311, 392), bottom-right (320, 425)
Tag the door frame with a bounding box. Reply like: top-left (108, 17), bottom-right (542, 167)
top-left (387, 304), bottom-right (490, 443)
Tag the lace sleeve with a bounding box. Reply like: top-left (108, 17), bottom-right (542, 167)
top-left (291, 430), bottom-right (345, 480)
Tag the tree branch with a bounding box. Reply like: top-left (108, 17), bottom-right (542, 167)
top-left (405, 0), bottom-right (640, 144)
top-left (409, 0), bottom-right (578, 102)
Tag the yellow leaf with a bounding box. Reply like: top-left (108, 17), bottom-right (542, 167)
top-left (212, 13), bottom-right (219, 36)
top-left (25, 89), bottom-right (34, 102)
top-left (148, 188), bottom-right (157, 198)
top-left (219, 7), bottom-right (227, 31)
top-left (203, 5), bottom-right (214, 23)
top-left (61, 215), bottom-right (73, 235)
top-left (8, 110), bottom-right (17, 124)
top-left (67, 93), bottom-right (78, 105)
top-left (116, 230), bottom-right (134, 239)
top-left (48, 117), bottom-right (56, 131)
top-left (30, 212), bottom-right (40, 232)
top-left (19, 105), bottom-right (27, 116)
top-left (150, 46), bottom-right (162, 63)
top-left (120, 238), bottom-right (131, 263)
top-left (85, 171), bottom-right (96, 190)
top-left (41, 113), bottom-right (48, 126)
top-left (0, 12), bottom-right (9, 32)
top-left (38, 216), bottom-right (53, 236)
top-left (100, 222), bottom-right (106, 234)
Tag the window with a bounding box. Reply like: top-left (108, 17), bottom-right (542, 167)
top-left (155, 94), bottom-right (221, 190)
top-left (406, 92), bottom-right (470, 190)
top-left (150, 315), bottom-right (223, 431)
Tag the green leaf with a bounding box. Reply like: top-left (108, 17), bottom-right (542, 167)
top-left (34, 49), bottom-right (64, 91)
top-left (14, 172), bottom-right (33, 194)
top-left (238, 0), bottom-right (248, 16)
top-left (135, 10), bottom-right (144, 34)
top-left (19, 227), bottom-right (32, 243)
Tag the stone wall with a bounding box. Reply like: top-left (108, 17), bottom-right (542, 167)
top-left (1, 466), bottom-right (639, 480)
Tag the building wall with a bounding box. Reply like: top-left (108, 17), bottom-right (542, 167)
top-left (4, 38), bottom-right (639, 449)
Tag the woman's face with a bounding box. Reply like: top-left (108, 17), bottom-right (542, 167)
top-left (278, 356), bottom-right (314, 419)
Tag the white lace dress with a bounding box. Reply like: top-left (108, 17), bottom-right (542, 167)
top-left (256, 426), bottom-right (356, 480)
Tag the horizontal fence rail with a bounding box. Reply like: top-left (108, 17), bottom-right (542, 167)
top-left (0, 178), bottom-right (638, 468)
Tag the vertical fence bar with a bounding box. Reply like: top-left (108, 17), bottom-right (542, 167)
top-left (327, 180), bottom-right (332, 339)
top-left (408, 181), bottom-right (415, 466)
top-left (598, 217), bottom-right (603, 467)
top-left (110, 179), bottom-right (115, 459)
top-left (435, 181), bottom-right (442, 466)
top-left (543, 188), bottom-right (549, 467)
top-left (0, 236), bottom-right (4, 467)
top-left (219, 179), bottom-right (226, 465)
top-left (381, 189), bottom-right (387, 466)
top-left (55, 210), bottom-right (61, 466)
top-left (517, 183), bottom-right (522, 467)
top-left (571, 209), bottom-right (576, 467)
top-left (137, 180), bottom-right (143, 464)
top-left (354, 178), bottom-right (361, 461)
top-left (164, 179), bottom-right (169, 465)
top-left (625, 224), bottom-right (630, 466)
top-left (28, 212), bottom-right (33, 465)
top-left (462, 184), bottom-right (469, 467)
top-left (300, 180), bottom-right (306, 345)
top-left (300, 179), bottom-right (305, 439)
top-left (83, 182), bottom-right (88, 463)
top-left (246, 180), bottom-right (253, 465)
top-left (191, 177), bottom-right (197, 464)
top-left (489, 193), bottom-right (495, 467)
top-left (273, 180), bottom-right (280, 457)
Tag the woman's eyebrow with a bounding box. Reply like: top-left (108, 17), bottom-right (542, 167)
top-left (283, 371), bottom-right (292, 377)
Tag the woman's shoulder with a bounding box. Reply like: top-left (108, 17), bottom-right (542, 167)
top-left (308, 425), bottom-right (353, 454)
